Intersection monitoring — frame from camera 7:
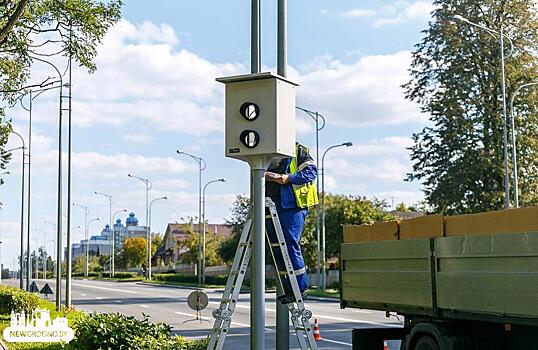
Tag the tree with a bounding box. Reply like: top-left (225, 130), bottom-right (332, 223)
top-left (123, 237), bottom-right (146, 268)
top-left (178, 225), bottom-right (224, 267)
top-left (301, 194), bottom-right (394, 266)
top-left (404, 0), bottom-right (538, 214)
top-left (219, 195), bottom-right (250, 264)
top-left (152, 233), bottom-right (163, 256)
top-left (0, 0), bottom-right (122, 191)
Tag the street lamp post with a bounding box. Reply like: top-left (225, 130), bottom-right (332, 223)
top-left (32, 238), bottom-right (39, 279)
top-left (175, 150), bottom-right (206, 285)
top-left (454, 15), bottom-right (514, 209)
top-left (296, 106), bottom-right (326, 289)
top-left (86, 218), bottom-right (101, 274)
top-left (148, 197), bottom-right (168, 281)
top-left (8, 131), bottom-right (27, 290)
top-left (509, 81), bottom-right (538, 208)
top-left (112, 209), bottom-right (128, 274)
top-left (321, 142), bottom-right (353, 290)
top-left (202, 178), bottom-right (226, 284)
top-left (73, 203), bottom-right (89, 277)
top-left (128, 174), bottom-right (152, 277)
top-left (35, 229), bottom-right (46, 279)
top-left (46, 239), bottom-right (55, 279)
top-left (95, 192), bottom-right (114, 276)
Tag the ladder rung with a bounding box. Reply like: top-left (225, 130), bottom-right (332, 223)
top-left (270, 243), bottom-right (281, 247)
top-left (265, 215), bottom-right (272, 219)
top-left (238, 242), bottom-right (249, 247)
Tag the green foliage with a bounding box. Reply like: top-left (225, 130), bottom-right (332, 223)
top-left (153, 273), bottom-right (228, 286)
top-left (0, 0), bottom-right (122, 190)
top-left (0, 285), bottom-right (40, 314)
top-left (404, 0), bottom-right (538, 214)
top-left (219, 195), bottom-right (250, 264)
top-left (113, 272), bottom-right (137, 279)
top-left (123, 237), bottom-right (147, 268)
top-left (177, 225), bottom-right (224, 266)
top-left (301, 194), bottom-right (394, 265)
top-left (71, 312), bottom-right (206, 350)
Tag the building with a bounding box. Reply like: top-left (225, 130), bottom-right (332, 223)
top-left (153, 223), bottom-right (233, 266)
top-left (71, 212), bottom-right (148, 260)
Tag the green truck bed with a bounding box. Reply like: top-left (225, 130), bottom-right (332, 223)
top-left (341, 232), bottom-right (538, 326)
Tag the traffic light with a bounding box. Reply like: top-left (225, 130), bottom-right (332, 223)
top-left (217, 72), bottom-right (297, 161)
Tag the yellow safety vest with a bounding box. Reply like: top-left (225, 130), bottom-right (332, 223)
top-left (289, 145), bottom-right (319, 208)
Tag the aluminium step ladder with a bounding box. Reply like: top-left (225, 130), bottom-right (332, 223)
top-left (208, 197), bottom-right (317, 350)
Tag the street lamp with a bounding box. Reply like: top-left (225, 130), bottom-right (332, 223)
top-left (32, 238), bottom-right (39, 279)
top-left (111, 209), bottom-right (128, 275)
top-left (95, 192), bottom-right (114, 276)
top-left (321, 141), bottom-right (353, 290)
top-left (296, 106), bottom-right (326, 289)
top-left (148, 197), bottom-right (168, 281)
top-left (454, 15), bottom-right (514, 209)
top-left (73, 203), bottom-right (89, 278)
top-left (175, 150), bottom-right (206, 285)
top-left (35, 229), bottom-right (47, 279)
top-left (86, 217), bottom-right (101, 275)
top-left (128, 174), bottom-right (152, 278)
top-left (202, 178), bottom-right (226, 284)
top-left (8, 130), bottom-right (27, 290)
top-left (46, 239), bottom-right (56, 279)
top-left (509, 81), bottom-right (538, 208)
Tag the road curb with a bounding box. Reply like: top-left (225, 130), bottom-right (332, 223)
top-left (136, 282), bottom-right (222, 292)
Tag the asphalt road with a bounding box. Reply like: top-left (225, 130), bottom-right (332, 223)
top-left (4, 278), bottom-right (403, 349)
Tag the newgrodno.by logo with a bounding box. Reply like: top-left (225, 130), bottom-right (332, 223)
top-left (3, 309), bottom-right (74, 343)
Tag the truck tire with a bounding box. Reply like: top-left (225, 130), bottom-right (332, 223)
top-left (414, 335), bottom-right (440, 350)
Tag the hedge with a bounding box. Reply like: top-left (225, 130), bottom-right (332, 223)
top-left (0, 285), bottom-right (40, 314)
top-left (152, 273), bottom-right (276, 288)
top-left (71, 313), bottom-right (207, 350)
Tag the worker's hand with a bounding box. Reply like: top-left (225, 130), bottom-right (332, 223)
top-left (276, 174), bottom-right (290, 185)
top-left (265, 172), bottom-right (281, 182)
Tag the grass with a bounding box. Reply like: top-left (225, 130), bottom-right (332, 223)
top-left (306, 288), bottom-right (340, 299)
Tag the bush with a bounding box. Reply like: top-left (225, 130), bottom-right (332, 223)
top-left (0, 285), bottom-right (40, 314)
top-left (153, 273), bottom-right (228, 285)
top-left (71, 313), bottom-right (207, 350)
top-left (113, 272), bottom-right (137, 279)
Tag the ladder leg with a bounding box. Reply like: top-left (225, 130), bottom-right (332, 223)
top-left (208, 219), bottom-right (253, 350)
top-left (265, 198), bottom-right (318, 350)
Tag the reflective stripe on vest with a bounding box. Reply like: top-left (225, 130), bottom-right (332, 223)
top-left (289, 145), bottom-right (319, 208)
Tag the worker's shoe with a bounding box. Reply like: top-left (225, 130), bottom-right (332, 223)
top-left (277, 292), bottom-right (307, 305)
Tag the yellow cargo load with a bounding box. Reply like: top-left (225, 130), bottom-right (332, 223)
top-left (399, 214), bottom-right (444, 240)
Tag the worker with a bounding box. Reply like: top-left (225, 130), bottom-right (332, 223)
top-left (265, 142), bottom-right (318, 304)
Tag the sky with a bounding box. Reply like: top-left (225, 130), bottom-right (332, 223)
top-left (0, 0), bottom-right (435, 269)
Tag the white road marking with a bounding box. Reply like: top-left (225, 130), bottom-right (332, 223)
top-left (71, 282), bottom-right (138, 294)
top-left (80, 293), bottom-right (87, 297)
top-left (321, 338), bottom-right (352, 347)
top-left (172, 311), bottom-right (273, 332)
top-left (208, 301), bottom-right (394, 327)
top-left (352, 309), bottom-right (372, 314)
top-left (115, 300), bottom-right (122, 303)
top-left (96, 297), bottom-right (103, 300)
top-left (140, 305), bottom-right (149, 308)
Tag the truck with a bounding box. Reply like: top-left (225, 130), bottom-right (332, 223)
top-left (340, 210), bottom-right (538, 350)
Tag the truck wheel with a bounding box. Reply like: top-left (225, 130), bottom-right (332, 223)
top-left (413, 336), bottom-right (440, 350)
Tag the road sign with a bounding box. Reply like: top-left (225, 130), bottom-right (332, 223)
top-left (187, 290), bottom-right (209, 311)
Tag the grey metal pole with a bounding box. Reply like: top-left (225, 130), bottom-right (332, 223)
top-left (321, 142), bottom-right (352, 290)
top-left (109, 199), bottom-right (112, 276)
top-left (26, 92), bottom-right (32, 289)
top-left (251, 0), bottom-right (260, 74)
top-left (66, 27), bottom-right (73, 306)
top-left (510, 82), bottom-right (538, 208)
top-left (197, 162), bottom-right (202, 285)
top-left (500, 26), bottom-right (510, 209)
top-left (314, 114), bottom-right (321, 289)
top-left (11, 132), bottom-right (26, 290)
top-left (276, 1), bottom-right (290, 348)
top-left (146, 180), bottom-right (150, 280)
top-left (250, 162), bottom-right (267, 350)
top-left (55, 70), bottom-right (64, 311)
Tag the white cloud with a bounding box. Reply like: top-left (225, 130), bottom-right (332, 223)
top-left (342, 9), bottom-right (377, 18)
top-left (296, 51), bottom-right (425, 127)
top-left (122, 133), bottom-right (151, 145)
top-left (342, 1), bottom-right (434, 27)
